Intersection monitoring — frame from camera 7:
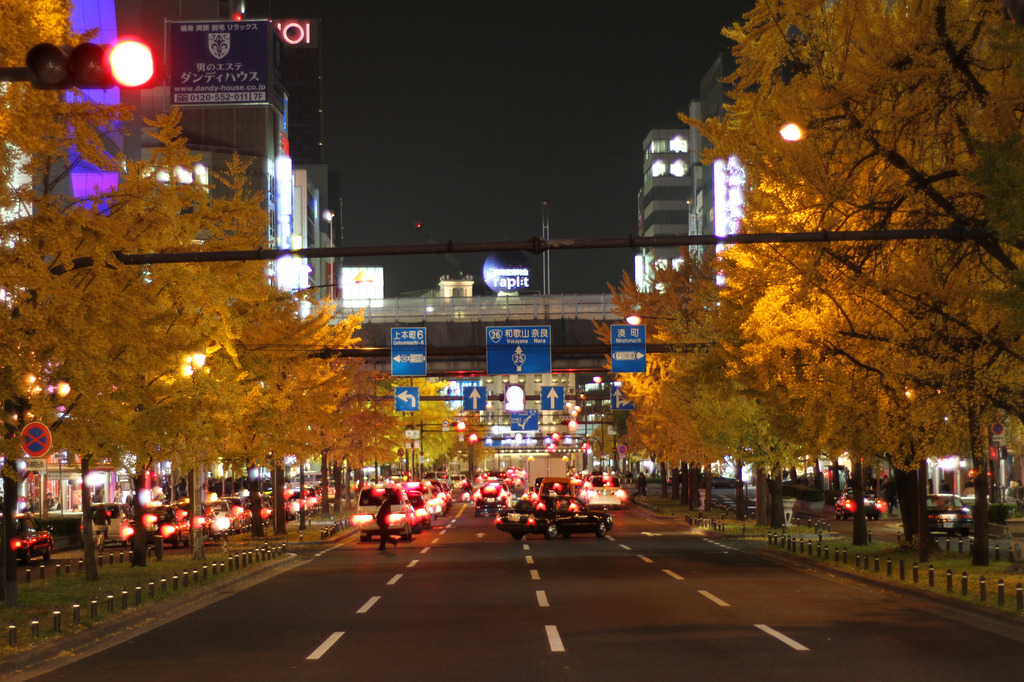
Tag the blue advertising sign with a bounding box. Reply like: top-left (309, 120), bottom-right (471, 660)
top-left (391, 327), bottom-right (426, 377)
top-left (486, 326), bottom-right (551, 375)
top-left (611, 324), bottom-right (647, 373)
top-left (611, 387), bottom-right (635, 411)
top-left (509, 409), bottom-right (539, 431)
top-left (395, 387), bottom-right (420, 412)
top-left (463, 386), bottom-right (487, 412)
top-left (168, 20), bottom-right (273, 106)
top-left (540, 386), bottom-right (565, 411)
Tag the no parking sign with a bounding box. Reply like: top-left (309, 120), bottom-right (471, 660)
top-left (21, 421), bottom-right (52, 458)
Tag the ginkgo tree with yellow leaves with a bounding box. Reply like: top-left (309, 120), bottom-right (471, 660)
top-left (685, 0), bottom-right (1024, 564)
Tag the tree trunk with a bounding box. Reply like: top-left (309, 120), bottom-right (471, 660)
top-left (3, 469), bottom-right (19, 606)
top-left (188, 468), bottom-right (205, 562)
top-left (80, 457), bottom-right (99, 581)
top-left (688, 466), bottom-right (699, 510)
top-left (769, 470), bottom-right (785, 529)
top-left (852, 457), bottom-right (868, 545)
top-left (333, 461), bottom-right (343, 515)
top-left (703, 465), bottom-right (713, 513)
top-left (679, 463), bottom-right (690, 507)
top-left (735, 458), bottom-right (745, 521)
top-left (274, 464), bottom-right (286, 534)
top-left (895, 466), bottom-right (919, 542)
top-left (755, 467), bottom-right (768, 526)
top-left (298, 463), bottom-right (306, 531)
top-left (248, 464), bottom-right (265, 539)
top-left (917, 457), bottom-right (932, 563)
top-left (660, 461), bottom-right (668, 497)
top-left (670, 466), bottom-right (680, 500)
top-left (130, 470), bottom-right (149, 567)
top-left (969, 402), bottom-right (990, 566)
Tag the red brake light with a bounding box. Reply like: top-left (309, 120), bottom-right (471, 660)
top-left (160, 524), bottom-right (176, 538)
top-left (386, 513), bottom-right (405, 524)
top-left (142, 513), bottom-right (158, 527)
top-left (10, 539), bottom-right (23, 550)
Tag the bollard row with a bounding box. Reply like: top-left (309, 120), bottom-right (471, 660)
top-left (4, 544), bottom-right (285, 647)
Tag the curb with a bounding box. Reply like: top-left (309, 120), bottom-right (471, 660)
top-left (3, 549), bottom-right (309, 679)
top-left (756, 544), bottom-right (1024, 630)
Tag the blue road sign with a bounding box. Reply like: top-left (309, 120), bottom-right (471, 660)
top-left (463, 386), bottom-right (487, 411)
top-left (611, 324), bottom-right (646, 373)
top-left (486, 326), bottom-right (551, 375)
top-left (395, 387), bottom-right (420, 411)
top-left (509, 409), bottom-right (539, 431)
top-left (540, 386), bottom-right (565, 411)
top-left (610, 387), bottom-right (634, 411)
top-left (391, 327), bottom-right (427, 376)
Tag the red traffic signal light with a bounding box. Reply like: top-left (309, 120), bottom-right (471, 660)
top-left (567, 419), bottom-right (578, 432)
top-left (25, 40), bottom-right (154, 90)
top-left (455, 420), bottom-right (467, 432)
top-left (467, 433), bottom-right (478, 444)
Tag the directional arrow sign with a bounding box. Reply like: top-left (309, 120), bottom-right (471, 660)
top-left (463, 387), bottom-right (486, 412)
top-left (611, 324), bottom-right (646, 373)
top-left (509, 409), bottom-right (539, 431)
top-left (611, 388), bottom-right (634, 411)
top-left (391, 327), bottom-right (426, 377)
top-left (395, 387), bottom-right (420, 412)
top-left (541, 386), bottom-right (565, 411)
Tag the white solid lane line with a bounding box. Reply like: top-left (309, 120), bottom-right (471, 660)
top-left (536, 590), bottom-right (549, 607)
top-left (662, 569), bottom-right (684, 580)
top-left (406, 559), bottom-right (419, 568)
top-left (698, 590), bottom-right (730, 607)
top-left (546, 625), bottom-right (565, 652)
top-left (530, 569), bottom-right (540, 580)
top-left (755, 624), bottom-right (810, 651)
top-left (637, 554), bottom-right (653, 563)
top-left (307, 631), bottom-right (344, 660)
top-left (387, 573), bottom-right (403, 585)
top-left (356, 596), bottom-right (380, 613)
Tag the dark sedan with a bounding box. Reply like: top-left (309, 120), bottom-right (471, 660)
top-left (926, 494), bottom-right (972, 536)
top-left (835, 489), bottom-right (880, 521)
top-left (495, 496), bottom-right (612, 540)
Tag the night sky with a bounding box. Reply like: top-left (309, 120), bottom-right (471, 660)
top-left (277, 0), bottom-right (756, 296)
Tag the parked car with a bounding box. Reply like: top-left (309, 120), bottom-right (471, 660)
top-left (926, 494), bottom-right (973, 536)
top-left (8, 514), bottom-right (53, 564)
top-left (835, 489), bottom-right (881, 521)
top-left (351, 486), bottom-right (416, 542)
top-left (535, 496), bottom-right (612, 540)
top-left (202, 500), bottom-right (238, 537)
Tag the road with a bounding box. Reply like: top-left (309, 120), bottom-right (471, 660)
top-left (13, 503), bottom-right (1024, 680)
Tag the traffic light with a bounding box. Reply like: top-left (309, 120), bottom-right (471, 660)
top-left (567, 419), bottom-right (578, 432)
top-left (467, 433), bottom-right (478, 444)
top-left (455, 420), bottom-right (467, 432)
top-left (25, 40), bottom-right (154, 90)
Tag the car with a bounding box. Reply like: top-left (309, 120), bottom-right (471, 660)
top-left (532, 496), bottom-right (612, 540)
top-left (202, 500), bottom-right (238, 537)
top-left (581, 473), bottom-right (629, 509)
top-left (711, 476), bottom-right (737, 489)
top-left (221, 496), bottom-right (253, 531)
top-left (494, 498), bottom-right (546, 540)
top-left (123, 503), bottom-right (193, 548)
top-left (8, 514), bottom-right (53, 564)
top-left (88, 503), bottom-right (132, 547)
top-left (926, 494), bottom-right (973, 536)
top-left (408, 493), bottom-right (435, 530)
top-left (350, 486), bottom-right (416, 542)
top-left (835, 489), bottom-right (880, 521)
top-left (473, 480), bottom-right (512, 516)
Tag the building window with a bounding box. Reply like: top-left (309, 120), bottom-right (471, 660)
top-left (651, 160), bottom-right (666, 178)
top-left (669, 160), bottom-right (686, 177)
top-left (670, 136), bottom-right (687, 153)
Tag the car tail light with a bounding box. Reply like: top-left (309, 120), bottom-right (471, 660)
top-left (527, 517), bottom-right (536, 526)
top-left (142, 513), bottom-right (158, 527)
top-left (10, 538), bottom-right (23, 551)
top-left (494, 517), bottom-right (502, 526)
top-left (260, 508), bottom-right (272, 520)
top-left (473, 490), bottom-right (482, 501)
top-left (615, 489), bottom-right (628, 501)
top-left (845, 500), bottom-right (857, 512)
top-left (160, 524), bottom-right (176, 538)
top-left (535, 502), bottom-right (546, 511)
top-left (415, 508), bottom-right (428, 519)
top-left (352, 514), bottom-right (374, 525)
top-left (175, 508), bottom-right (188, 522)
top-left (192, 517), bottom-right (206, 528)
top-left (569, 502), bottom-right (580, 512)
top-left (121, 526), bottom-right (134, 541)
top-left (386, 512), bottom-right (406, 524)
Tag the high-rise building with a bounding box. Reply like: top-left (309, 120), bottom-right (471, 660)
top-left (635, 128), bottom-right (693, 290)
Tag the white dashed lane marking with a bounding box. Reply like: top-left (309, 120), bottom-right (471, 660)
top-left (307, 632), bottom-right (344, 660)
top-left (406, 559), bottom-right (419, 568)
top-left (356, 596), bottom-right (380, 613)
top-left (546, 625), bottom-right (565, 652)
top-left (756, 624), bottom-right (809, 651)
top-left (662, 569), bottom-right (684, 580)
top-left (637, 554), bottom-right (653, 563)
top-left (530, 569), bottom-right (540, 580)
top-left (698, 590), bottom-right (730, 607)
top-left (536, 590), bottom-right (549, 607)
top-left (386, 573), bottom-right (403, 585)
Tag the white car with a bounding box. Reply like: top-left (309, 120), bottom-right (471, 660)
top-left (582, 474), bottom-right (629, 509)
top-left (351, 486), bottom-right (416, 542)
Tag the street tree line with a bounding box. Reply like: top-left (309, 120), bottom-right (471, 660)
top-left (608, 0), bottom-right (1024, 567)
